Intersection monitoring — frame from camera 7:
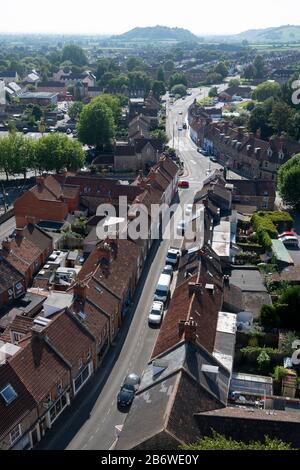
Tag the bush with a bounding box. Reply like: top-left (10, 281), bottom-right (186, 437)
top-left (273, 366), bottom-right (290, 382)
top-left (260, 304), bottom-right (281, 328)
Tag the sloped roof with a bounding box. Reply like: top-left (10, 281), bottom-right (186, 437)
top-left (0, 362), bottom-right (36, 439)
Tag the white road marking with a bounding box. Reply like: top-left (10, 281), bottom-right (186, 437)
top-left (190, 160), bottom-right (197, 165)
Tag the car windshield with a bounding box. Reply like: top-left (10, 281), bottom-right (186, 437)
top-left (151, 308), bottom-right (161, 316)
top-left (168, 252), bottom-right (177, 259)
top-left (155, 289), bottom-right (166, 297)
top-left (122, 384), bottom-right (135, 392)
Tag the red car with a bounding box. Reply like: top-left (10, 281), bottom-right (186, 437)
top-left (178, 180), bottom-right (189, 189)
top-left (278, 231), bottom-right (295, 239)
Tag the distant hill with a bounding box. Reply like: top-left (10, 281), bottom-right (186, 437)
top-left (207, 25), bottom-right (300, 43)
top-left (112, 26), bottom-right (198, 42)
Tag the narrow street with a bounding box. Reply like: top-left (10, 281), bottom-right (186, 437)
top-left (36, 87), bottom-right (247, 451)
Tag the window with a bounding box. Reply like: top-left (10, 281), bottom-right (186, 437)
top-left (78, 358), bottom-right (83, 370)
top-left (0, 384), bottom-right (18, 405)
top-left (10, 424), bottom-right (22, 445)
top-left (12, 332), bottom-right (24, 344)
top-left (73, 363), bottom-right (91, 394)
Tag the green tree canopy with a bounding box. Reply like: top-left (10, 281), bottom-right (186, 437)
top-left (214, 62), bottom-right (228, 79)
top-left (277, 153), bottom-right (300, 209)
top-left (77, 100), bottom-right (115, 148)
top-left (171, 84), bottom-right (187, 97)
top-left (169, 72), bottom-right (187, 89)
top-left (62, 44), bottom-right (87, 66)
top-left (68, 101), bottom-right (84, 121)
top-left (252, 81), bottom-right (281, 101)
top-left (152, 80), bottom-right (166, 99)
top-left (157, 66), bottom-right (165, 82)
top-left (35, 134), bottom-right (84, 173)
top-left (180, 431), bottom-right (294, 450)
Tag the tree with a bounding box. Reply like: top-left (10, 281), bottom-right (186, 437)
top-left (214, 62), bottom-right (228, 79)
top-left (277, 154), bottom-right (300, 209)
top-left (93, 94), bottom-right (122, 123)
top-left (77, 100), bottom-right (115, 149)
top-left (35, 134), bottom-right (84, 173)
top-left (127, 71), bottom-right (152, 94)
top-left (126, 57), bottom-right (145, 72)
top-left (32, 104), bottom-right (43, 121)
top-left (252, 81), bottom-right (281, 101)
top-left (152, 80), bottom-right (166, 99)
top-left (243, 64), bottom-right (256, 79)
top-left (208, 86), bottom-right (218, 98)
top-left (288, 112), bottom-right (300, 141)
top-left (150, 129), bottom-right (167, 144)
top-left (171, 84), bottom-right (187, 97)
top-left (257, 349), bottom-right (271, 373)
top-left (157, 66), bottom-right (165, 82)
top-left (206, 72), bottom-right (223, 85)
top-left (253, 55), bottom-right (265, 78)
top-left (0, 134), bottom-right (36, 180)
top-left (164, 60), bottom-right (174, 72)
top-left (180, 431), bottom-right (294, 450)
top-left (229, 78), bottom-right (241, 87)
top-left (68, 101), bottom-right (84, 121)
top-left (249, 105), bottom-right (273, 139)
top-left (62, 44), bottom-right (87, 66)
top-left (269, 101), bottom-right (293, 134)
top-left (169, 72), bottom-right (187, 89)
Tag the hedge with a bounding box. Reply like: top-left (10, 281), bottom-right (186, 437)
top-left (251, 211), bottom-right (294, 251)
top-left (238, 347), bottom-right (285, 367)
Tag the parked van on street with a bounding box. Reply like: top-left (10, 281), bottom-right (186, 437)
top-left (154, 273), bottom-right (171, 303)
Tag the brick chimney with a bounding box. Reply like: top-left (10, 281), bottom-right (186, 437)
top-left (1, 238), bottom-right (11, 253)
top-left (188, 282), bottom-right (203, 297)
top-left (36, 176), bottom-right (45, 187)
top-left (178, 319), bottom-right (197, 343)
top-left (73, 282), bottom-right (87, 300)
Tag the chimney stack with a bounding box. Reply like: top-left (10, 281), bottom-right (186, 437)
top-left (188, 282), bottom-right (202, 297)
top-left (1, 239), bottom-right (11, 253)
top-left (178, 319), bottom-right (197, 343)
top-left (36, 176), bottom-right (45, 187)
top-left (73, 282), bottom-right (87, 301)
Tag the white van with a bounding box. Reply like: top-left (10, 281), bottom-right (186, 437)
top-left (154, 274), bottom-right (171, 303)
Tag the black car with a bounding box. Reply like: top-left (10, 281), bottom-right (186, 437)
top-left (117, 373), bottom-right (141, 408)
top-left (117, 383), bottom-right (136, 407)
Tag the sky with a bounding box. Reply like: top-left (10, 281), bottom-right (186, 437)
top-left (1, 0), bottom-right (300, 36)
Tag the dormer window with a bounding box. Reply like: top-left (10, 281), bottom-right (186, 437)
top-left (267, 148), bottom-right (273, 157)
top-left (279, 151), bottom-right (284, 160)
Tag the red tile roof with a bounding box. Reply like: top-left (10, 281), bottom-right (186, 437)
top-left (0, 363), bottom-right (37, 439)
top-left (9, 334), bottom-right (70, 403)
top-left (152, 249), bottom-right (224, 359)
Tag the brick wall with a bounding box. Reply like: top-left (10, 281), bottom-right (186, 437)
top-left (14, 192), bottom-right (68, 228)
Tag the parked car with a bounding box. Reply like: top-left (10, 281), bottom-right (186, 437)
top-left (281, 236), bottom-right (299, 247)
top-left (66, 128), bottom-right (72, 135)
top-left (154, 273), bottom-right (172, 303)
top-left (177, 220), bottom-right (187, 236)
top-left (166, 248), bottom-right (181, 266)
top-left (148, 301), bottom-right (164, 326)
top-left (179, 111), bottom-right (183, 115)
top-left (183, 123), bottom-right (187, 129)
top-left (278, 231), bottom-right (296, 239)
top-left (178, 126), bottom-right (183, 131)
top-left (162, 265), bottom-right (174, 280)
top-left (117, 374), bottom-right (141, 407)
top-left (197, 147), bottom-right (203, 153)
top-left (210, 156), bottom-right (218, 163)
top-left (178, 180), bottom-right (189, 189)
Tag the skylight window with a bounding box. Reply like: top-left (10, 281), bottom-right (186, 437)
top-left (0, 384), bottom-right (18, 405)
